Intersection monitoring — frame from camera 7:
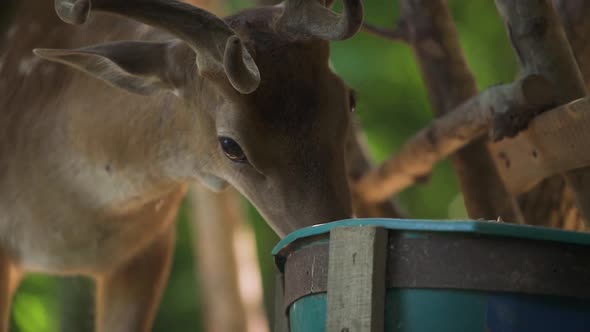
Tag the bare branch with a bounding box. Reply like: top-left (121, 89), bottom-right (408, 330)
top-left (355, 74), bottom-right (554, 204)
top-left (361, 22), bottom-right (408, 42)
top-left (495, 0), bottom-right (590, 229)
top-left (346, 118), bottom-right (405, 218)
top-left (490, 97), bottom-right (590, 195)
top-left (492, 74), bottom-right (556, 141)
top-left (553, 0), bottom-right (590, 90)
top-left (393, 0), bottom-right (520, 221)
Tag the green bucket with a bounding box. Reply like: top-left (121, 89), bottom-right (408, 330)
top-left (272, 219), bottom-right (590, 332)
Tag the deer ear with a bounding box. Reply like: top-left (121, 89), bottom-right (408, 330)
top-left (34, 40), bottom-right (184, 96)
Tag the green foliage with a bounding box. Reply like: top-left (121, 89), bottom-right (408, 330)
top-left (152, 203), bottom-right (204, 332)
top-left (10, 276), bottom-right (60, 332)
top-left (7, 0), bottom-right (518, 331)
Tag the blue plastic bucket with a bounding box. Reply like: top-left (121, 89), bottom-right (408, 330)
top-left (273, 219), bottom-right (590, 332)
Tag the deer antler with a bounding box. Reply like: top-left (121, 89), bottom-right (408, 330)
top-left (54, 0), bottom-right (260, 94)
top-left (277, 0), bottom-right (364, 41)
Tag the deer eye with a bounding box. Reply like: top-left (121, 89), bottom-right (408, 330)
top-left (219, 137), bottom-right (247, 163)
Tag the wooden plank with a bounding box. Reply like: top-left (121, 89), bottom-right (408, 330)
top-left (274, 273), bottom-right (289, 332)
top-left (489, 97), bottom-right (590, 195)
top-left (326, 226), bottom-right (387, 332)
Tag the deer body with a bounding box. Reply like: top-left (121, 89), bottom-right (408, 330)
top-left (0, 0), bottom-right (361, 330)
top-left (1, 8), bottom-right (192, 275)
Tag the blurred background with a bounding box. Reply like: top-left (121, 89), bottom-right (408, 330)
top-left (3, 0), bottom-right (518, 331)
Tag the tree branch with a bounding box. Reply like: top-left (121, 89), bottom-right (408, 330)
top-left (494, 0), bottom-right (590, 229)
top-left (554, 0), bottom-right (590, 90)
top-left (490, 97), bottom-right (590, 195)
top-left (392, 0), bottom-right (521, 221)
top-left (553, 0), bottom-right (590, 231)
top-left (362, 22), bottom-right (409, 42)
top-left (347, 118), bottom-right (405, 218)
top-left (355, 74), bottom-right (554, 203)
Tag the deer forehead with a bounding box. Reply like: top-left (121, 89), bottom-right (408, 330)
top-left (217, 74), bottom-right (346, 140)
top-left (209, 31), bottom-right (345, 132)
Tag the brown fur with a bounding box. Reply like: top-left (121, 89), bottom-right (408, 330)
top-left (0, 1), bottom-right (355, 330)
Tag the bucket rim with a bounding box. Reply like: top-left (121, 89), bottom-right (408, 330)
top-left (272, 218), bottom-right (590, 256)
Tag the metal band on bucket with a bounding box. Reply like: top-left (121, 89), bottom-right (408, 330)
top-left (280, 232), bottom-right (590, 311)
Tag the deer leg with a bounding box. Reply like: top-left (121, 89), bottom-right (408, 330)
top-left (0, 249), bottom-right (21, 332)
top-left (95, 227), bottom-right (175, 332)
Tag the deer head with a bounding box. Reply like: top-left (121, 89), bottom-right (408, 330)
top-left (35, 0), bottom-right (362, 236)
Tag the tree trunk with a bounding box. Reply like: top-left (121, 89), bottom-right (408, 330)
top-left (551, 0), bottom-right (590, 231)
top-left (395, 0), bottom-right (521, 222)
top-left (189, 187), bottom-right (251, 332)
top-left (554, 0), bottom-right (590, 88)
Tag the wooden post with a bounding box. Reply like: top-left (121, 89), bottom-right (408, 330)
top-left (326, 227), bottom-right (387, 332)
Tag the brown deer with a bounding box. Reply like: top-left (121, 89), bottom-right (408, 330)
top-left (0, 0), bottom-right (361, 330)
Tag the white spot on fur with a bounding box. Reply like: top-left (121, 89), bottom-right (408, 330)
top-left (18, 56), bottom-right (41, 76)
